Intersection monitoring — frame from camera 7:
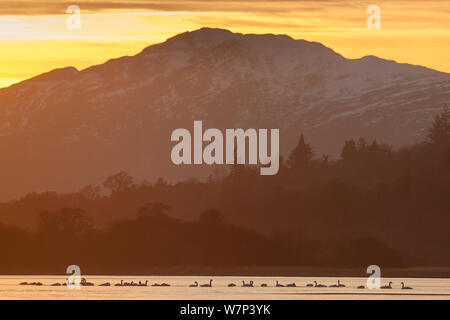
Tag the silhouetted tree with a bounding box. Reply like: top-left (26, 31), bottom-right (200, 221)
top-left (341, 139), bottom-right (357, 161)
top-left (288, 134), bottom-right (313, 169)
top-left (200, 208), bottom-right (223, 225)
top-left (37, 207), bottom-right (91, 236)
top-left (80, 184), bottom-right (102, 200)
top-left (103, 171), bottom-right (134, 195)
top-left (357, 137), bottom-right (368, 150)
top-left (138, 202), bottom-right (170, 221)
top-left (427, 105), bottom-right (450, 144)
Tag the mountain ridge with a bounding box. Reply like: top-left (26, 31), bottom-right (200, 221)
top-left (5, 27), bottom-right (449, 91)
top-left (0, 27), bottom-right (449, 200)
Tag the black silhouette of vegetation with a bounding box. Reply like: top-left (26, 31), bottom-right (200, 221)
top-left (0, 108), bottom-right (448, 274)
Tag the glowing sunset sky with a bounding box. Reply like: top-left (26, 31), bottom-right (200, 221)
top-left (0, 0), bottom-right (449, 87)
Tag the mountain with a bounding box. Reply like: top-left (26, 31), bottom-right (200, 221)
top-left (0, 27), bottom-right (449, 200)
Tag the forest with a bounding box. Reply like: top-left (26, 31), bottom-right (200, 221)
top-left (0, 108), bottom-right (448, 274)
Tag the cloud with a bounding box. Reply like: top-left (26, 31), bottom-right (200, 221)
top-left (3, 0), bottom-right (444, 15)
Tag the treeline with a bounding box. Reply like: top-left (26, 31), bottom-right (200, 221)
top-left (0, 205), bottom-right (404, 274)
top-left (0, 107), bottom-right (449, 273)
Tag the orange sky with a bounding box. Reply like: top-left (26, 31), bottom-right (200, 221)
top-left (1, 0), bottom-right (449, 88)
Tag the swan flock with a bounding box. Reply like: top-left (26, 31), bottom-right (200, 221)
top-left (18, 279), bottom-right (413, 289)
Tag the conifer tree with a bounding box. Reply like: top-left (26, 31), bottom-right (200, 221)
top-left (288, 134), bottom-right (314, 169)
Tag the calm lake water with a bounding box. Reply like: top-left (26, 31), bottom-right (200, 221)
top-left (1, 276), bottom-right (449, 299)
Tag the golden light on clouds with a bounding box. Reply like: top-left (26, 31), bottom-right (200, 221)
top-left (1, 0), bottom-right (449, 87)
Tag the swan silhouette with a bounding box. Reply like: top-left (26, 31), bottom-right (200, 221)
top-left (19, 282), bottom-right (28, 285)
top-left (160, 283), bottom-right (170, 287)
top-left (401, 282), bottom-right (412, 290)
top-left (330, 280), bottom-right (345, 288)
top-left (381, 282), bottom-right (393, 289)
top-left (30, 282), bottom-right (43, 286)
top-left (51, 283), bottom-right (61, 286)
top-left (228, 283), bottom-right (236, 287)
top-left (276, 281), bottom-right (284, 287)
top-left (99, 282), bottom-right (111, 286)
top-left (81, 278), bottom-right (94, 286)
top-left (242, 281), bottom-right (254, 287)
top-left (306, 283), bottom-right (314, 287)
top-left (286, 283), bottom-right (296, 287)
top-left (200, 279), bottom-right (213, 287)
top-left (115, 280), bottom-right (124, 286)
top-left (189, 281), bottom-right (199, 287)
top-left (314, 281), bottom-right (327, 288)
top-left (357, 285), bottom-right (365, 289)
top-left (137, 281), bottom-right (148, 287)
top-left (260, 283), bottom-right (268, 287)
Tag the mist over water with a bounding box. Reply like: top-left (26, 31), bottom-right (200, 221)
top-left (2, 276), bottom-right (450, 300)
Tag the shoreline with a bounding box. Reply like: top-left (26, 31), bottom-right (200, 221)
top-left (2, 267), bottom-right (449, 278)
